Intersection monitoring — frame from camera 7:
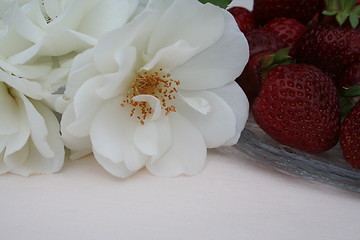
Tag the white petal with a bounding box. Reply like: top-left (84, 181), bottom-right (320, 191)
top-left (64, 48), bottom-right (97, 99)
top-left (20, 94), bottom-right (54, 158)
top-left (5, 141), bottom-right (29, 170)
top-left (77, 0), bottom-right (139, 38)
top-left (44, 0), bottom-right (101, 30)
top-left (67, 76), bottom-right (105, 137)
top-left (132, 95), bottom-right (162, 121)
top-left (11, 100), bottom-right (64, 176)
top-left (146, 0), bottom-right (224, 58)
top-left (4, 90), bottom-right (30, 159)
top-left (0, 57), bottom-right (52, 79)
top-left (93, 9), bottom-right (158, 74)
top-left (7, 42), bottom-right (42, 64)
top-left (0, 149), bottom-right (10, 175)
top-left (38, 29), bottom-right (95, 57)
top-left (0, 70), bottom-right (45, 99)
top-left (179, 92), bottom-right (211, 115)
top-left (93, 149), bottom-right (135, 179)
top-left (170, 12), bottom-right (249, 90)
top-left (175, 90), bottom-right (237, 148)
top-left (95, 46), bottom-right (137, 99)
top-left (6, 4), bottom-right (45, 42)
top-left (0, 26), bottom-right (32, 59)
top-left (133, 115), bottom-right (171, 162)
top-left (0, 83), bottom-right (20, 135)
top-left (143, 40), bottom-right (199, 72)
top-left (61, 102), bottom-right (92, 157)
top-left (146, 113), bottom-right (206, 177)
top-left (210, 82), bottom-right (249, 146)
top-left (90, 99), bottom-right (148, 177)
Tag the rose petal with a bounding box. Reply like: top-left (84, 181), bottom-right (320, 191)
top-left (0, 83), bottom-right (20, 135)
top-left (5, 4), bottom-right (45, 42)
top-left (0, 70), bottom-right (45, 99)
top-left (67, 76), bottom-right (105, 137)
top-left (209, 82), bottom-right (249, 146)
top-left (77, 0), bottom-right (140, 38)
top-left (146, 0), bottom-right (224, 58)
top-left (61, 102), bottom-right (92, 159)
top-left (95, 46), bottom-right (137, 99)
top-left (170, 12), bottom-right (249, 90)
top-left (0, 149), bottom-right (10, 175)
top-left (3, 90), bottom-right (30, 159)
top-left (93, 9), bottom-right (158, 74)
top-left (90, 99), bottom-right (148, 176)
top-left (179, 92), bottom-right (211, 115)
top-left (20, 94), bottom-right (55, 159)
top-left (175, 90), bottom-right (237, 148)
top-left (143, 40), bottom-right (199, 72)
top-left (11, 100), bottom-right (64, 176)
top-left (132, 95), bottom-right (162, 121)
top-left (4, 141), bottom-right (29, 170)
top-left (133, 115), bottom-right (171, 162)
top-left (93, 149), bottom-right (135, 179)
top-left (64, 48), bottom-right (98, 99)
top-left (0, 57), bottom-right (52, 80)
top-left (146, 113), bottom-right (206, 177)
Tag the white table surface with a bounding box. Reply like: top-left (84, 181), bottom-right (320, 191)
top-left (1, 149), bottom-right (359, 240)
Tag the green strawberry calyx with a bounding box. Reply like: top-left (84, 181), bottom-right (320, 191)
top-left (260, 47), bottom-right (293, 79)
top-left (323, 0), bottom-right (360, 28)
top-left (340, 85), bottom-right (360, 119)
top-left (198, 0), bottom-right (232, 9)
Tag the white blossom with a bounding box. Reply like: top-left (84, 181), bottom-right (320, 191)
top-left (0, 77), bottom-right (64, 176)
top-left (0, 0), bottom-right (141, 96)
top-left (61, 0), bottom-right (249, 178)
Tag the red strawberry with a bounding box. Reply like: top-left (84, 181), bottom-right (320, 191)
top-left (294, 24), bottom-right (360, 82)
top-left (340, 102), bottom-right (360, 169)
top-left (228, 7), bottom-right (257, 33)
top-left (340, 62), bottom-right (360, 89)
top-left (236, 48), bottom-right (293, 105)
top-left (252, 0), bottom-right (321, 25)
top-left (236, 51), bottom-right (272, 104)
top-left (263, 18), bottom-right (307, 47)
top-left (252, 64), bottom-right (340, 153)
top-left (245, 29), bottom-right (286, 57)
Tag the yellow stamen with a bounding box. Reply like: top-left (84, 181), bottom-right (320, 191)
top-left (121, 67), bottom-right (180, 125)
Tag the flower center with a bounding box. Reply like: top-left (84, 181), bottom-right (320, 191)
top-left (121, 67), bottom-right (180, 125)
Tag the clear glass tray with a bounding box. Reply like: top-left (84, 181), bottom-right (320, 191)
top-left (224, 114), bottom-right (360, 193)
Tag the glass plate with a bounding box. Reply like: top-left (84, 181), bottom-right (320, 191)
top-left (223, 114), bottom-right (360, 193)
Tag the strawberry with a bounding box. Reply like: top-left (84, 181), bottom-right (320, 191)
top-left (340, 62), bottom-right (360, 89)
top-left (228, 7), bottom-right (257, 33)
top-left (236, 51), bottom-right (272, 104)
top-left (340, 101), bottom-right (360, 169)
top-left (252, 64), bottom-right (340, 153)
top-left (294, 24), bottom-right (360, 82)
top-left (252, 0), bottom-right (321, 25)
top-left (236, 48), bottom-right (293, 105)
top-left (263, 18), bottom-right (307, 47)
top-left (245, 29), bottom-right (286, 57)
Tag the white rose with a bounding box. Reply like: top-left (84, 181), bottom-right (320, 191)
top-left (0, 74), bottom-right (64, 176)
top-left (0, 0), bottom-right (142, 96)
top-left (61, 0), bottom-right (249, 178)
